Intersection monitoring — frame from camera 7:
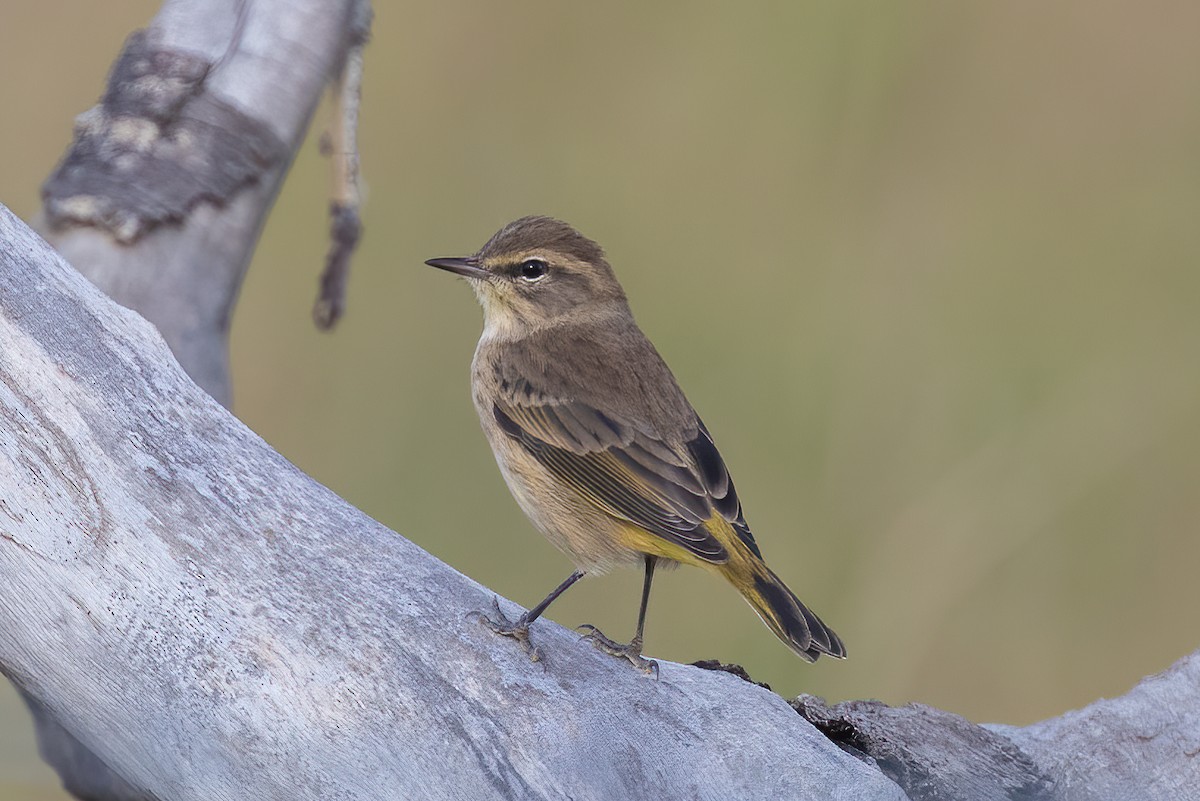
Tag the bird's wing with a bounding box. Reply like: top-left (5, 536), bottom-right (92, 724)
top-left (492, 397), bottom-right (761, 564)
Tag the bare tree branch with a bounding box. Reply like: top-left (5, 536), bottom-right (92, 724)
top-left (992, 652), bottom-right (1200, 801)
top-left (313, 1), bottom-right (370, 331)
top-left (0, 205), bottom-right (906, 800)
top-left (794, 660), bottom-right (1200, 801)
top-left (22, 1), bottom-right (370, 795)
top-left (37, 0), bottom-right (368, 407)
top-left (4, 1), bottom-right (1197, 799)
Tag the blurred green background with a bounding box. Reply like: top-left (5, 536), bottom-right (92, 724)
top-left (4, 1), bottom-right (1200, 797)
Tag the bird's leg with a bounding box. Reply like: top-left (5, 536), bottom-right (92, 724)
top-left (471, 569), bottom-right (585, 663)
top-left (579, 556), bottom-right (659, 676)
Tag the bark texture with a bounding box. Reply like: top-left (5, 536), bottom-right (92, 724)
top-left (5, 203), bottom-right (1198, 800)
top-left (3, 0), bottom-right (1196, 797)
top-left (792, 642), bottom-right (1199, 801)
top-left (793, 696), bottom-right (1053, 800)
top-left (38, 0), bottom-right (369, 407)
top-left (0, 205), bottom-right (908, 800)
top-left (23, 3), bottom-right (371, 794)
top-left (993, 652), bottom-right (1200, 801)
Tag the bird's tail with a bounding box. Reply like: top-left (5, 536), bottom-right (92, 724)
top-left (719, 552), bottom-right (846, 662)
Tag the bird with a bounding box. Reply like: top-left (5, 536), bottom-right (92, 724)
top-left (425, 216), bottom-right (845, 674)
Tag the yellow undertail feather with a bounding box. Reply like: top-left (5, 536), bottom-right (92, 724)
top-left (617, 516), bottom-right (846, 661)
top-left (720, 551), bottom-right (846, 663)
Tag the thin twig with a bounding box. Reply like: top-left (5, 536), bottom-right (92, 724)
top-left (313, 4), bottom-right (371, 331)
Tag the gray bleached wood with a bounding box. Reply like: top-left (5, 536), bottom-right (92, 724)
top-left (790, 651), bottom-right (1200, 801)
top-left (991, 651), bottom-right (1200, 801)
top-left (793, 696), bottom-right (1053, 800)
top-left (27, 1), bottom-right (369, 793)
top-left (9, 0), bottom-right (1198, 793)
top-left (0, 205), bottom-right (908, 800)
top-left (39, 0), bottom-right (369, 408)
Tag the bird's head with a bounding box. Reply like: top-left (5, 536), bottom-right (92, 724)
top-left (426, 216), bottom-right (628, 338)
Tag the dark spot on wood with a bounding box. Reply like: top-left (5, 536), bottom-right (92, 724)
top-left (42, 30), bottom-right (287, 242)
top-left (690, 660), bottom-right (772, 691)
top-left (792, 696), bottom-right (1055, 801)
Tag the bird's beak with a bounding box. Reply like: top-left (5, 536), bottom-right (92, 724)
top-left (424, 256), bottom-right (492, 280)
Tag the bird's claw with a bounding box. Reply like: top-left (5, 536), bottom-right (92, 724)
top-left (577, 624), bottom-right (659, 677)
top-left (470, 596), bottom-right (543, 665)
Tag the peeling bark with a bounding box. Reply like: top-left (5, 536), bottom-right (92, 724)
top-left (36, 0), bottom-right (369, 407)
top-left (42, 29), bottom-right (285, 243)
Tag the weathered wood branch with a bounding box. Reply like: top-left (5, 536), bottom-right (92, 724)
top-left (37, 0), bottom-right (369, 406)
top-left (794, 650), bottom-right (1200, 801)
top-left (0, 205), bottom-right (908, 800)
top-left (5, 206), bottom-right (1197, 801)
top-left (23, 3), bottom-right (370, 794)
top-left (993, 652), bottom-right (1200, 801)
top-left (4, 0), bottom-right (1197, 797)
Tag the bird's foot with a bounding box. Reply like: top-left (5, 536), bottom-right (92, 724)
top-left (577, 624), bottom-right (659, 677)
top-left (468, 597), bottom-right (543, 664)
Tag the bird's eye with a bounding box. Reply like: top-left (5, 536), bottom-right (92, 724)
top-left (518, 259), bottom-right (549, 282)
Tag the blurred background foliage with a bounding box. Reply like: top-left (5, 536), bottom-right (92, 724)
top-left (3, 1), bottom-right (1200, 797)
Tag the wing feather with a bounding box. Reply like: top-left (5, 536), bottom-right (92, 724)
top-left (493, 395), bottom-right (762, 564)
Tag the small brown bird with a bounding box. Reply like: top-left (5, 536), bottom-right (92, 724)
top-left (426, 216), bottom-right (844, 673)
